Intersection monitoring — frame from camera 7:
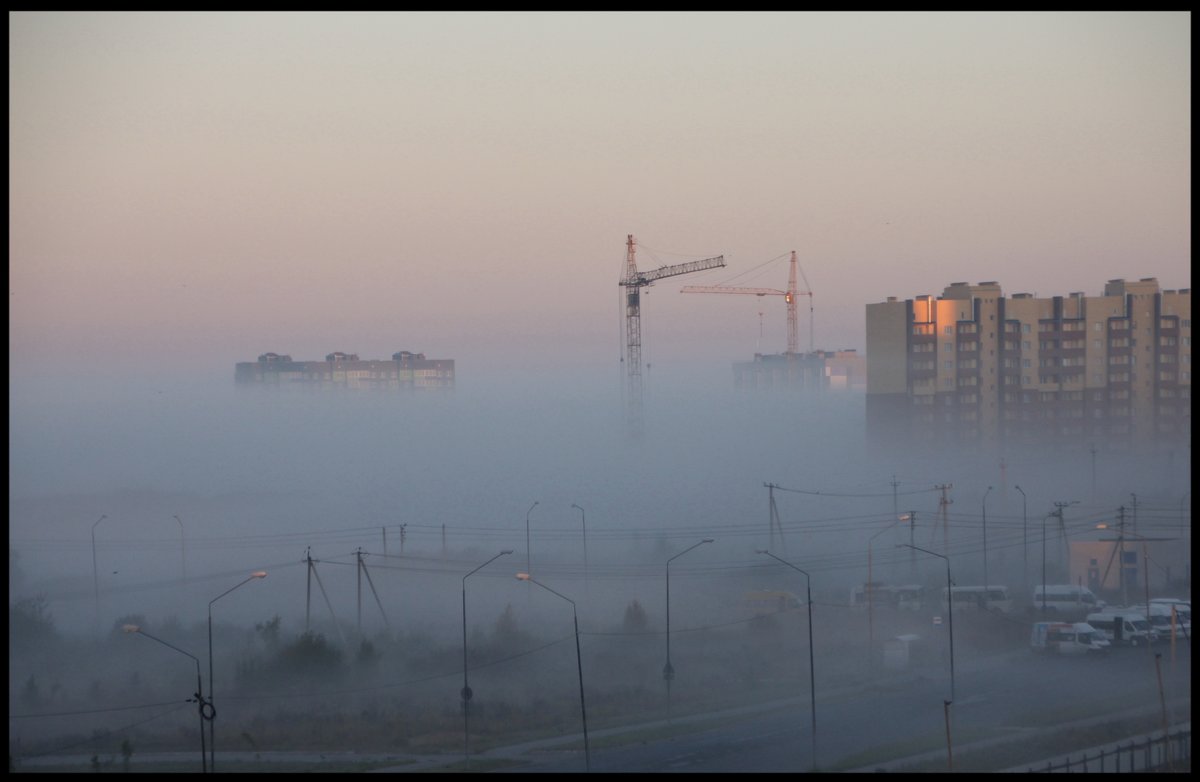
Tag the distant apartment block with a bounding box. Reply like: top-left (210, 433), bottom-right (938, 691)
top-left (733, 350), bottom-right (867, 391)
top-left (866, 279), bottom-right (1190, 450)
top-left (235, 351), bottom-right (455, 390)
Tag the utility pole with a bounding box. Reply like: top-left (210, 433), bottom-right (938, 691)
top-left (1130, 493), bottom-right (1138, 538)
top-left (765, 483), bottom-right (785, 551)
top-left (936, 484), bottom-right (953, 550)
top-left (356, 548), bottom-right (363, 635)
top-left (1090, 443), bottom-right (1098, 502)
top-left (907, 511), bottom-right (917, 582)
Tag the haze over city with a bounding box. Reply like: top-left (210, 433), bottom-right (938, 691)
top-left (8, 11), bottom-right (1190, 773)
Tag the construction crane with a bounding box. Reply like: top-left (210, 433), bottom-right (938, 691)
top-left (619, 234), bottom-right (725, 435)
top-left (680, 250), bottom-right (813, 355)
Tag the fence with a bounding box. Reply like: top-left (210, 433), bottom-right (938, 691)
top-left (1020, 726), bottom-right (1190, 772)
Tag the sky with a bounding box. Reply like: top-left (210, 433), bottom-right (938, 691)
top-left (9, 11), bottom-right (1191, 379)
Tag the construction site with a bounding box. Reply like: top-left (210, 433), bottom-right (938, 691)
top-left (617, 234), bottom-right (865, 432)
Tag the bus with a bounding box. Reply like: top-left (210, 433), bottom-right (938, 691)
top-left (942, 585), bottom-right (1013, 613)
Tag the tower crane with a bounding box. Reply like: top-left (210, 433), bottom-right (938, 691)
top-left (619, 234), bottom-right (725, 435)
top-left (680, 250), bottom-right (813, 355)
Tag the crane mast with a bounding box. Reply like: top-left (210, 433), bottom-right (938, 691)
top-left (619, 234), bottom-right (725, 436)
top-left (680, 250), bottom-right (813, 355)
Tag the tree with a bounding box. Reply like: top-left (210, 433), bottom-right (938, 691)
top-left (623, 599), bottom-right (649, 633)
top-left (120, 739), bottom-right (134, 772)
top-left (9, 596), bottom-right (57, 650)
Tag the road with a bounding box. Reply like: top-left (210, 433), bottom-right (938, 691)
top-left (484, 644), bottom-right (1190, 773)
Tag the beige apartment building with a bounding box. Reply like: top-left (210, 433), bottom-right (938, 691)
top-left (866, 278), bottom-right (1190, 450)
top-left (235, 350), bottom-right (455, 390)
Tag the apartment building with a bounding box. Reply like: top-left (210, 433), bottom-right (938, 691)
top-left (866, 279), bottom-right (1190, 450)
top-left (235, 350), bottom-right (455, 390)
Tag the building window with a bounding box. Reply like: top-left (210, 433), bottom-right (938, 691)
top-left (1023, 324), bottom-right (1031, 333)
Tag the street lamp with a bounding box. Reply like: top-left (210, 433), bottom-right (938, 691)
top-left (525, 501), bottom-right (539, 576)
top-left (982, 486), bottom-right (993, 592)
top-left (91, 514), bottom-right (108, 633)
top-left (173, 515), bottom-right (186, 584)
top-left (1014, 486), bottom-right (1027, 590)
top-left (515, 573), bottom-right (590, 772)
top-left (571, 503), bottom-right (588, 596)
top-left (665, 538), bottom-right (713, 722)
top-left (207, 570), bottom-right (266, 772)
top-left (867, 517), bottom-right (902, 657)
top-left (462, 550), bottom-right (512, 768)
top-left (124, 624), bottom-right (208, 773)
top-left (756, 550), bottom-right (817, 772)
top-left (899, 544), bottom-right (955, 702)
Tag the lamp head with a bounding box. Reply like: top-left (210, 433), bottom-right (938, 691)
top-left (122, 624), bottom-right (140, 634)
top-left (755, 549), bottom-right (768, 554)
top-left (501, 549), bottom-right (513, 555)
top-left (516, 572), bottom-right (531, 581)
top-left (251, 571), bottom-right (267, 579)
top-left (702, 538), bottom-right (714, 543)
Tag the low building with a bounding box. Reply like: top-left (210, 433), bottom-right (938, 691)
top-left (235, 351), bottom-right (455, 390)
top-left (733, 349), bottom-right (867, 391)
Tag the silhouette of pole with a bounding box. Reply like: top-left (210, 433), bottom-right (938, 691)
top-left (173, 515), bottom-right (186, 584)
top-left (124, 624), bottom-right (208, 773)
top-left (571, 504), bottom-right (588, 597)
top-left (901, 544), bottom-right (954, 702)
top-left (462, 550), bottom-right (511, 769)
top-left (757, 549), bottom-right (818, 771)
top-left (516, 573), bottom-right (590, 772)
top-left (1014, 486), bottom-right (1027, 590)
top-left (982, 486), bottom-right (993, 590)
top-left (665, 539), bottom-right (713, 722)
top-left (208, 571), bottom-right (266, 772)
top-left (525, 501), bottom-right (539, 575)
top-left (91, 514), bottom-right (107, 634)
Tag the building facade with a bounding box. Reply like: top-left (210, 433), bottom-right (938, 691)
top-left (733, 350), bottom-right (867, 391)
top-left (866, 279), bottom-right (1190, 450)
top-left (235, 351), bottom-right (455, 390)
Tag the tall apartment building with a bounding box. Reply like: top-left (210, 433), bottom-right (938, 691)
top-left (235, 350), bottom-right (455, 390)
top-left (866, 279), bottom-right (1190, 451)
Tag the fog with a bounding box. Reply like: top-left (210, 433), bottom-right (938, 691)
top-left (8, 360), bottom-right (1190, 768)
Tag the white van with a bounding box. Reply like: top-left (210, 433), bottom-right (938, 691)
top-left (1033, 584), bottom-right (1104, 614)
top-left (1085, 611), bottom-right (1157, 647)
top-left (1131, 603), bottom-right (1191, 637)
top-left (942, 585), bottom-right (1013, 613)
top-left (1149, 598), bottom-right (1191, 626)
top-left (1031, 621), bottom-right (1110, 655)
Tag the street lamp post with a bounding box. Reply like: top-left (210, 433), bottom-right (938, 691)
top-left (900, 544), bottom-right (955, 703)
top-left (525, 501), bottom-right (539, 576)
top-left (982, 486), bottom-right (993, 592)
top-left (757, 550), bottom-right (817, 772)
top-left (516, 573), bottom-right (590, 772)
top-left (173, 515), bottom-right (186, 585)
top-left (867, 518), bottom-right (902, 659)
top-left (124, 624), bottom-right (208, 773)
top-left (665, 539), bottom-right (713, 722)
top-left (571, 503), bottom-right (588, 597)
top-left (462, 550), bottom-right (512, 768)
top-left (207, 571), bottom-right (266, 772)
top-left (91, 514), bottom-right (108, 633)
top-left (1014, 486), bottom-right (1027, 590)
